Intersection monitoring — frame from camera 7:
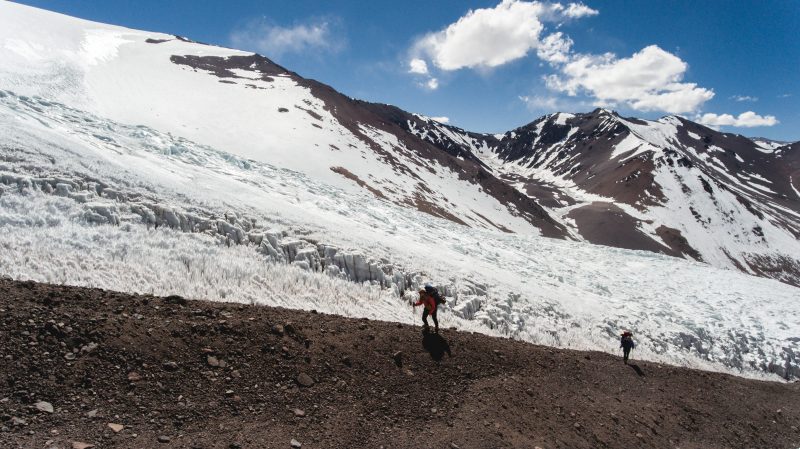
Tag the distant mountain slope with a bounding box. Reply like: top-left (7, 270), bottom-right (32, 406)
top-left (405, 111), bottom-right (800, 286)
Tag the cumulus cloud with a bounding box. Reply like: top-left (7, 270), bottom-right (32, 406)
top-left (545, 45), bottom-right (714, 113)
top-left (696, 111), bottom-right (778, 128)
top-left (230, 17), bottom-right (343, 58)
top-left (536, 32), bottom-right (574, 64)
top-left (408, 58), bottom-right (429, 75)
top-left (565, 2), bottom-right (599, 17)
top-left (406, 1), bottom-right (598, 92)
top-left (405, 1), bottom-right (719, 116)
top-left (553, 2), bottom-right (600, 18)
top-left (411, 1), bottom-right (550, 71)
top-left (730, 95), bottom-right (758, 102)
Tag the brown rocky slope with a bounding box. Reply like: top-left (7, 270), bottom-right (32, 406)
top-left (0, 279), bottom-right (798, 449)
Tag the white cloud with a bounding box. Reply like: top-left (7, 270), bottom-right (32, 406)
top-left (730, 95), bottom-right (758, 102)
top-left (562, 2), bottom-right (599, 18)
top-left (536, 32), bottom-right (573, 64)
top-left (520, 94), bottom-right (559, 110)
top-left (406, 1), bottom-right (714, 116)
top-left (230, 17), bottom-right (343, 58)
top-left (412, 0), bottom-right (553, 71)
top-left (519, 94), bottom-right (590, 112)
top-left (696, 111), bottom-right (778, 128)
top-left (426, 78), bottom-right (440, 90)
top-left (545, 45), bottom-right (714, 113)
top-left (430, 116), bottom-right (450, 123)
top-left (408, 58), bottom-right (429, 75)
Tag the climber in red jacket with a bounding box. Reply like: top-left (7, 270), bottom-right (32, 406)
top-left (412, 286), bottom-right (444, 333)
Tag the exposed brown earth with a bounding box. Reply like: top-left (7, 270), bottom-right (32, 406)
top-left (1, 279), bottom-right (799, 449)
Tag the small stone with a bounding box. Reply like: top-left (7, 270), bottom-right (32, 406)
top-left (35, 401), bottom-right (54, 414)
top-left (107, 423), bottom-right (124, 433)
top-left (164, 295), bottom-right (186, 305)
top-left (72, 443), bottom-right (94, 449)
top-left (207, 356), bottom-right (220, 367)
top-left (573, 422), bottom-right (581, 429)
top-left (271, 324), bottom-right (285, 336)
top-left (225, 390), bottom-right (235, 396)
top-left (86, 409), bottom-right (98, 418)
top-left (296, 373), bottom-right (314, 387)
top-left (636, 433), bottom-right (644, 438)
top-left (11, 417), bottom-right (27, 426)
top-left (450, 444), bottom-right (460, 449)
top-left (162, 361), bottom-right (179, 371)
top-left (290, 439), bottom-right (302, 448)
top-left (293, 408), bottom-right (305, 417)
top-left (127, 372), bottom-right (142, 382)
top-left (157, 435), bottom-right (171, 443)
top-left (64, 353), bottom-right (76, 361)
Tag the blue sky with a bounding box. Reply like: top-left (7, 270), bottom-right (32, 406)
top-left (18, 0), bottom-right (799, 140)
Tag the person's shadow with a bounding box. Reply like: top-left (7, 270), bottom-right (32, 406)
top-left (629, 363), bottom-right (646, 377)
top-left (422, 329), bottom-right (452, 361)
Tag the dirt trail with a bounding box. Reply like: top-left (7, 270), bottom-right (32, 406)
top-left (1, 279), bottom-right (798, 448)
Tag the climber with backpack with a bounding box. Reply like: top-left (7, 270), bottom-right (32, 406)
top-left (620, 331), bottom-right (636, 364)
top-left (412, 284), bottom-right (446, 333)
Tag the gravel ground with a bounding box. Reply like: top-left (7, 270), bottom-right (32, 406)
top-left (1, 279), bottom-right (798, 448)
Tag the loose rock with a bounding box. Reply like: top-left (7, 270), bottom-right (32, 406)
top-left (162, 361), bottom-right (179, 371)
top-left (71, 443), bottom-right (94, 449)
top-left (296, 373), bottom-right (314, 387)
top-left (34, 401), bottom-right (54, 414)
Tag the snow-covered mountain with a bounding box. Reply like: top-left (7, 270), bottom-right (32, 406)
top-left (1, 2), bottom-right (797, 285)
top-left (1, 2), bottom-right (799, 380)
top-left (0, 1), bottom-right (564, 237)
top-left (404, 110), bottom-right (800, 286)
